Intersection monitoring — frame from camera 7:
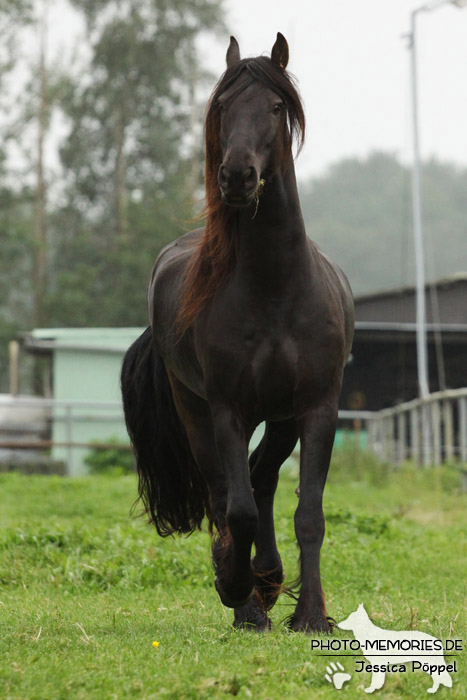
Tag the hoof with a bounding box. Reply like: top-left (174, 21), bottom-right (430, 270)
top-left (287, 614), bottom-right (331, 633)
top-left (233, 593), bottom-right (272, 631)
top-left (215, 577), bottom-right (254, 609)
top-left (233, 614), bottom-right (271, 632)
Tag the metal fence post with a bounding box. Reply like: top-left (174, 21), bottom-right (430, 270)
top-left (422, 403), bottom-right (431, 466)
top-left (432, 401), bottom-right (441, 466)
top-left (410, 407), bottom-right (420, 465)
top-left (443, 401), bottom-right (454, 462)
top-left (367, 417), bottom-right (376, 455)
top-left (460, 397), bottom-right (467, 464)
top-left (397, 411), bottom-right (406, 464)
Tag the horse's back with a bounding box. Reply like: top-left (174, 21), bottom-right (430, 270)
top-left (148, 228), bottom-right (202, 334)
top-left (150, 228), bottom-right (202, 289)
top-left (148, 228), bottom-right (207, 396)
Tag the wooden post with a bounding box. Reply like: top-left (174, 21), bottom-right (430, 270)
top-left (9, 340), bottom-right (20, 396)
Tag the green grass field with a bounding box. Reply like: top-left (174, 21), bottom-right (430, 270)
top-left (1, 450), bottom-right (465, 699)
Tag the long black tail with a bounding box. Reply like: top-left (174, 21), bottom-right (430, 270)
top-left (121, 326), bottom-right (211, 536)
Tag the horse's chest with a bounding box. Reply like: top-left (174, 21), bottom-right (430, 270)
top-left (251, 335), bottom-right (300, 381)
top-left (249, 337), bottom-right (300, 416)
top-left (201, 294), bottom-right (344, 419)
top-left (208, 330), bottom-right (314, 420)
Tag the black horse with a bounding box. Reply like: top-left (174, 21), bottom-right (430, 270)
top-left (121, 33), bottom-right (354, 632)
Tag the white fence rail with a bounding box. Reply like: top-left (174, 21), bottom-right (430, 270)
top-left (1, 390), bottom-right (466, 473)
top-left (0, 395), bottom-right (126, 475)
top-left (365, 388), bottom-right (467, 466)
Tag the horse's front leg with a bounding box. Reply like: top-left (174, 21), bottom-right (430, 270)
top-left (288, 396), bottom-right (339, 632)
top-left (211, 405), bottom-right (258, 608)
top-left (233, 419), bottom-right (298, 630)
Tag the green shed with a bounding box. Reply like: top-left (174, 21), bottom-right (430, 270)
top-left (23, 328), bottom-right (145, 475)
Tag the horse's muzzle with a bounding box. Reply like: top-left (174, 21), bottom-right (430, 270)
top-left (218, 164), bottom-right (259, 207)
top-left (220, 188), bottom-right (256, 207)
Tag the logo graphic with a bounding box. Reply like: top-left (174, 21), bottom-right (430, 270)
top-left (325, 662), bottom-right (351, 690)
top-left (337, 604), bottom-right (454, 694)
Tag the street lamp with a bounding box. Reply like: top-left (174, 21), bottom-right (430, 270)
top-left (408, 0), bottom-right (466, 400)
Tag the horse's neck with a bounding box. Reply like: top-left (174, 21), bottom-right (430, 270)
top-left (234, 161), bottom-right (308, 288)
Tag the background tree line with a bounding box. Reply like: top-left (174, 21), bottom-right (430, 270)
top-left (300, 152), bottom-right (467, 296)
top-left (0, 0), bottom-right (224, 389)
top-left (1, 0), bottom-right (466, 392)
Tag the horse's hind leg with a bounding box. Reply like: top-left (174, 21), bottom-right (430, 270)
top-left (234, 419), bottom-right (298, 630)
top-left (288, 394), bottom-right (339, 633)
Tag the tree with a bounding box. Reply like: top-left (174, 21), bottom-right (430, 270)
top-left (0, 1), bottom-right (33, 84)
top-left (49, 0), bottom-right (225, 326)
top-left (0, 0), bottom-right (226, 391)
top-left (0, 1), bottom-right (67, 330)
top-left (0, 1), bottom-right (36, 390)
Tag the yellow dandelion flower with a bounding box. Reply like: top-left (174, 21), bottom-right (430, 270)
top-left (152, 641), bottom-right (160, 648)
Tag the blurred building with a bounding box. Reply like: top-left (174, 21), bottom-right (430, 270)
top-left (14, 327), bottom-right (144, 474)
top-left (341, 274), bottom-right (467, 411)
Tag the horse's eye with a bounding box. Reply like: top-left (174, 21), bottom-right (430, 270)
top-left (272, 103), bottom-right (284, 114)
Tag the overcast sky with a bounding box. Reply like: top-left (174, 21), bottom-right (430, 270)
top-left (44, 0), bottom-right (467, 181)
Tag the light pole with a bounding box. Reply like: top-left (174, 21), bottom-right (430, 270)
top-left (408, 0), bottom-right (466, 400)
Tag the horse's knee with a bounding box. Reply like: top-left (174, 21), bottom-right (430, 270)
top-left (227, 500), bottom-right (258, 541)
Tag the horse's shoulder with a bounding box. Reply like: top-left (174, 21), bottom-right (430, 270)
top-left (306, 238), bottom-right (352, 297)
top-left (306, 236), bottom-right (337, 271)
top-left (305, 237), bottom-right (354, 356)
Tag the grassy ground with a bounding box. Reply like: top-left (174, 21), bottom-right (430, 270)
top-left (0, 449), bottom-right (465, 699)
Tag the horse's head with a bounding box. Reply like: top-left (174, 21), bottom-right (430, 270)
top-left (205, 34), bottom-right (305, 209)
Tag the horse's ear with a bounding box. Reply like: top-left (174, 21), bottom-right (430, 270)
top-left (226, 36), bottom-right (241, 68)
top-left (271, 32), bottom-right (289, 70)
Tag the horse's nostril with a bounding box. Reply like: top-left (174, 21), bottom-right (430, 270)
top-left (243, 167), bottom-right (257, 188)
top-left (219, 165), bottom-right (228, 186)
